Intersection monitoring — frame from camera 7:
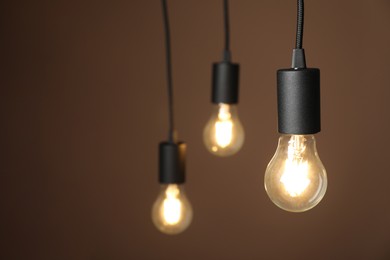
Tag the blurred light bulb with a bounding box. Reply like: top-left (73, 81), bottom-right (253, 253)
top-left (265, 135), bottom-right (327, 212)
top-left (152, 184), bottom-right (192, 235)
top-left (203, 103), bottom-right (244, 156)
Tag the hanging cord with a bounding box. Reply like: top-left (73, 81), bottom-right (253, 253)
top-left (292, 0), bottom-right (306, 68)
top-left (295, 0), bottom-right (304, 49)
top-left (223, 0), bottom-right (231, 61)
top-left (161, 0), bottom-right (176, 142)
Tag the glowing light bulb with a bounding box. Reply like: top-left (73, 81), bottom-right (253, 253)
top-left (152, 184), bottom-right (193, 235)
top-left (264, 135), bottom-right (327, 212)
top-left (203, 103), bottom-right (244, 156)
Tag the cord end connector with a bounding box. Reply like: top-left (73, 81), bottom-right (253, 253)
top-left (291, 48), bottom-right (306, 69)
top-left (222, 50), bottom-right (231, 62)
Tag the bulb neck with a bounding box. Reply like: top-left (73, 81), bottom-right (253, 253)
top-left (159, 142), bottom-right (186, 184)
top-left (277, 67), bottom-right (321, 134)
top-left (211, 61), bottom-right (240, 104)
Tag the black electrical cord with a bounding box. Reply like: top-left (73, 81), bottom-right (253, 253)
top-left (295, 0), bottom-right (304, 49)
top-left (223, 0), bottom-right (231, 61)
top-left (161, 0), bottom-right (176, 143)
top-left (292, 0), bottom-right (306, 68)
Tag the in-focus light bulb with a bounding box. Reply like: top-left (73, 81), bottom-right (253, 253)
top-left (265, 135), bottom-right (327, 212)
top-left (203, 103), bottom-right (244, 156)
top-left (152, 184), bottom-right (193, 235)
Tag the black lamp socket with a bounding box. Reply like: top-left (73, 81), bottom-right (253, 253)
top-left (211, 61), bottom-right (240, 104)
top-left (159, 141), bottom-right (186, 184)
top-left (277, 67), bottom-right (321, 134)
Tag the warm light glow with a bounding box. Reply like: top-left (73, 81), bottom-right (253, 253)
top-left (280, 135), bottom-right (311, 197)
top-left (162, 185), bottom-right (182, 225)
top-left (281, 159), bottom-right (310, 197)
top-left (264, 134), bottom-right (327, 212)
top-left (203, 103), bottom-right (244, 157)
top-left (215, 107), bottom-right (233, 148)
top-left (152, 184), bottom-right (192, 234)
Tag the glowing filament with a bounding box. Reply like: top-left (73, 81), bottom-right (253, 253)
top-left (162, 185), bottom-right (182, 225)
top-left (215, 120), bottom-right (233, 148)
top-left (281, 159), bottom-right (310, 197)
top-left (280, 135), bottom-right (311, 197)
top-left (214, 105), bottom-right (233, 148)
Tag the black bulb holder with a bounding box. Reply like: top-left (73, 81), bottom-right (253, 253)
top-left (277, 49), bottom-right (321, 134)
top-left (159, 141), bottom-right (186, 184)
top-left (212, 61), bottom-right (240, 104)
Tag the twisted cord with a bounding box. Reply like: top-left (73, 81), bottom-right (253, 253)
top-left (296, 0), bottom-right (304, 49)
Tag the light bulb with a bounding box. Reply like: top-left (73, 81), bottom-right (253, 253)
top-left (203, 103), bottom-right (244, 156)
top-left (265, 135), bottom-right (327, 212)
top-left (152, 184), bottom-right (193, 235)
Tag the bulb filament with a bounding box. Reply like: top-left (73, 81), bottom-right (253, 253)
top-left (280, 135), bottom-right (311, 197)
top-left (162, 185), bottom-right (182, 225)
top-left (214, 104), bottom-right (233, 148)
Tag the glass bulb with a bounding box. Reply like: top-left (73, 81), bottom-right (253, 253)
top-left (203, 103), bottom-right (244, 157)
top-left (264, 135), bottom-right (327, 212)
top-left (152, 184), bottom-right (193, 235)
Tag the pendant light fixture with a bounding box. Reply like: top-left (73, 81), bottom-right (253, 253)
top-left (264, 0), bottom-right (327, 212)
top-left (203, 0), bottom-right (244, 157)
top-left (151, 0), bottom-right (193, 235)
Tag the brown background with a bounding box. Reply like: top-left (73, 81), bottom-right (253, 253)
top-left (1, 0), bottom-right (390, 259)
